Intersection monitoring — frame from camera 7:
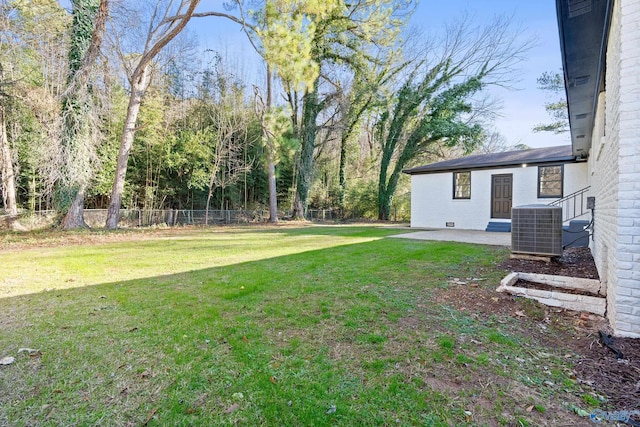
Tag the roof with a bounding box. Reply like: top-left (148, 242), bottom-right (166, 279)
top-left (403, 145), bottom-right (575, 175)
top-left (556, 0), bottom-right (613, 157)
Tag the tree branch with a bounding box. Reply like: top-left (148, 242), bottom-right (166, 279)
top-left (134, 0), bottom-right (201, 78)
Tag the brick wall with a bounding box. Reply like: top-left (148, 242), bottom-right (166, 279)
top-left (612, 0), bottom-right (640, 337)
top-left (592, 0), bottom-right (621, 332)
top-left (591, 0), bottom-right (640, 337)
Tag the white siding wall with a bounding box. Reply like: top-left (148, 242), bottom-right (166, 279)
top-left (592, 0), bottom-right (640, 337)
top-left (410, 162), bottom-right (588, 230)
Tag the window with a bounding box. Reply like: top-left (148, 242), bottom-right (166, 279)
top-left (538, 165), bottom-right (563, 198)
top-left (453, 172), bottom-right (471, 199)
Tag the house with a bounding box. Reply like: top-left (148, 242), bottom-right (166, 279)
top-left (406, 0), bottom-right (640, 337)
top-left (403, 145), bottom-right (590, 231)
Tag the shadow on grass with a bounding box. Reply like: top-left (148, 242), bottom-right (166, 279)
top-left (0, 226), bottom-right (416, 300)
top-left (0, 234), bottom-right (508, 426)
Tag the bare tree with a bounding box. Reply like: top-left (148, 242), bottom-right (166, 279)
top-left (0, 1), bottom-right (72, 229)
top-left (105, 0), bottom-right (200, 229)
top-left (204, 93), bottom-right (253, 225)
top-left (254, 73), bottom-right (279, 223)
top-left (0, 90), bottom-right (17, 217)
top-left (474, 130), bottom-right (529, 154)
top-left (0, 8), bottom-right (20, 219)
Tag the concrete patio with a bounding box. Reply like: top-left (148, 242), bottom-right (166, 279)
top-left (390, 228), bottom-right (511, 247)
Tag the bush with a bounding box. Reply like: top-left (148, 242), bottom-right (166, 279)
top-left (343, 179), bottom-right (378, 219)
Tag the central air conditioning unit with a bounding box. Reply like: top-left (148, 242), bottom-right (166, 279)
top-left (511, 205), bottom-right (563, 257)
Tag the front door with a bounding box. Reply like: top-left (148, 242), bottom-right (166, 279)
top-left (491, 174), bottom-right (512, 219)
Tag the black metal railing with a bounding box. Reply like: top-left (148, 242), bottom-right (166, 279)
top-left (549, 186), bottom-right (591, 223)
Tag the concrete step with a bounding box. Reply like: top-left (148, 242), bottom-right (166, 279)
top-left (485, 222), bottom-right (511, 232)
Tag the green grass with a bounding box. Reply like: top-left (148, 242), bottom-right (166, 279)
top-left (0, 225), bottom-right (590, 425)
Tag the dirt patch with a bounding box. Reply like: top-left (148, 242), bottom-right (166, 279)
top-left (514, 279), bottom-right (600, 297)
top-left (574, 336), bottom-right (640, 417)
top-left (433, 282), bottom-right (521, 319)
top-left (439, 247), bottom-right (640, 417)
top-left (431, 279), bottom-right (603, 351)
top-left (499, 247), bottom-right (599, 280)
top-left (423, 376), bottom-right (464, 393)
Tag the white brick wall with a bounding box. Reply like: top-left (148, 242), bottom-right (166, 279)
top-left (614, 0), bottom-right (640, 337)
top-left (591, 0), bottom-right (640, 337)
top-left (409, 162), bottom-right (588, 230)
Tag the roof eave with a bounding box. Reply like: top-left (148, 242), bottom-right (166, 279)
top-left (403, 155), bottom-right (576, 175)
top-left (556, 0), bottom-right (613, 157)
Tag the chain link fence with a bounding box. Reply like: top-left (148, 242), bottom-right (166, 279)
top-left (82, 209), bottom-right (279, 227)
top-left (2, 206), bottom-right (408, 230)
top-left (1, 209), bottom-right (274, 230)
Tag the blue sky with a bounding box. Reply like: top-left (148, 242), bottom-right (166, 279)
top-left (191, 0), bottom-right (568, 149)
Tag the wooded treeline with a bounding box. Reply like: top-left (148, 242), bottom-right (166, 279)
top-left (0, 0), bottom-right (530, 229)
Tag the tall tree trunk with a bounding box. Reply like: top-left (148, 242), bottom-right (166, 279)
top-left (377, 135), bottom-right (393, 221)
top-left (378, 186), bottom-right (392, 221)
top-left (292, 191), bottom-right (303, 220)
top-left (378, 162), bottom-right (390, 221)
top-left (292, 87), bottom-right (320, 220)
top-left (61, 186), bottom-right (88, 229)
top-left (0, 105), bottom-right (18, 216)
top-left (104, 0), bottom-right (199, 229)
top-left (28, 173), bottom-right (36, 212)
top-left (265, 65), bottom-right (278, 223)
top-left (377, 136), bottom-right (416, 221)
top-left (205, 186), bottom-right (214, 226)
top-left (338, 133), bottom-right (347, 208)
top-left (58, 0), bottom-right (110, 229)
top-left (266, 153), bottom-right (278, 222)
top-left (105, 67), bottom-right (149, 229)
top-left (378, 165), bottom-right (406, 221)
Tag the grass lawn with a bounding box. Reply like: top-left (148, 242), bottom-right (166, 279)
top-left (0, 225), bottom-right (595, 426)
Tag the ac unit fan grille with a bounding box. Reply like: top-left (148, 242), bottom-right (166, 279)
top-left (511, 206), bottom-right (563, 256)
